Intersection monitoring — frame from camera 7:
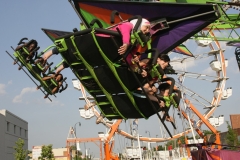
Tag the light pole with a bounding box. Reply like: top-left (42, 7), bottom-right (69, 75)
top-left (156, 135), bottom-right (158, 151)
top-left (88, 148), bottom-right (90, 160)
top-left (74, 122), bottom-right (81, 159)
top-left (145, 131), bottom-right (151, 150)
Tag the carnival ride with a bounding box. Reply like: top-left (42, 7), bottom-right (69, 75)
top-left (6, 0), bottom-right (240, 159)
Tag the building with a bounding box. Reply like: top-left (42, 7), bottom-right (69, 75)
top-left (0, 109), bottom-right (28, 160)
top-left (32, 146), bottom-right (67, 160)
top-left (230, 114), bottom-right (240, 129)
top-left (53, 148), bottom-right (68, 160)
top-left (32, 145), bottom-right (42, 160)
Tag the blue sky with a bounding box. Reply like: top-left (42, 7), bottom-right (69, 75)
top-left (1, 0), bottom-right (240, 157)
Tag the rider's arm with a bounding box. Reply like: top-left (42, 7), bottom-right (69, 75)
top-left (15, 43), bottom-right (27, 51)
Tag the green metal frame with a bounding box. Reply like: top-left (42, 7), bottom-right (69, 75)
top-left (13, 47), bottom-right (59, 95)
top-left (91, 30), bottom-right (147, 119)
top-left (55, 35), bottom-right (127, 119)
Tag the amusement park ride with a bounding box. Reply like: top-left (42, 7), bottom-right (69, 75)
top-left (6, 0), bottom-right (240, 159)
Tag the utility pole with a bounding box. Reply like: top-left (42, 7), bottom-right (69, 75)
top-left (129, 119), bottom-right (134, 147)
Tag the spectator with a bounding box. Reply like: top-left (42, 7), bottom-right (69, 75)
top-left (168, 144), bottom-right (173, 160)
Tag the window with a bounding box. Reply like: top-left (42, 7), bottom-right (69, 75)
top-left (25, 130), bottom-right (27, 138)
top-left (7, 122), bottom-right (10, 132)
top-left (14, 125), bottom-right (16, 134)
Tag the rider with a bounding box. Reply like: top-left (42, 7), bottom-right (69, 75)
top-left (14, 39), bottom-right (38, 67)
top-left (116, 18), bottom-right (151, 55)
top-left (40, 73), bottom-right (64, 98)
top-left (34, 47), bottom-right (58, 67)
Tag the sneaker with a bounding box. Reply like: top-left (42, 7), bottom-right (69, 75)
top-left (44, 94), bottom-right (49, 99)
top-left (36, 85), bottom-right (41, 90)
top-left (18, 66), bottom-right (22, 70)
top-left (13, 60), bottom-right (18, 65)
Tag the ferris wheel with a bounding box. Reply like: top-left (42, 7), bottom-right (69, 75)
top-left (72, 0), bottom-right (240, 147)
top-left (74, 34), bottom-right (229, 143)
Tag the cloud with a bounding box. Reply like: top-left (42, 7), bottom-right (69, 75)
top-left (227, 56), bottom-right (239, 74)
top-left (45, 99), bottom-right (65, 107)
top-left (7, 80), bottom-right (12, 85)
top-left (0, 84), bottom-right (6, 95)
top-left (12, 87), bottom-right (65, 106)
top-left (171, 56), bottom-right (197, 71)
top-left (201, 67), bottom-right (215, 75)
top-left (12, 87), bottom-right (36, 103)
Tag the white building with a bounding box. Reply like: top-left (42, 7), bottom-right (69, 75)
top-left (0, 109), bottom-right (28, 160)
top-left (32, 145), bottom-right (42, 160)
top-left (32, 146), bottom-right (67, 160)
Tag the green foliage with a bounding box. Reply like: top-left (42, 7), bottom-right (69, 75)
top-left (38, 145), bottom-right (55, 160)
top-left (225, 121), bottom-right (240, 150)
top-left (203, 130), bottom-right (213, 135)
top-left (13, 138), bottom-right (27, 160)
top-left (70, 145), bottom-right (83, 159)
top-left (195, 135), bottom-right (200, 139)
top-left (157, 145), bottom-right (164, 151)
top-left (178, 136), bottom-right (186, 144)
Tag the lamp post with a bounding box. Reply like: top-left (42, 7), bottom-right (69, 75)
top-left (74, 122), bottom-right (81, 159)
top-left (88, 148), bottom-right (91, 160)
top-left (145, 131), bottom-right (151, 150)
top-left (156, 135), bottom-right (158, 151)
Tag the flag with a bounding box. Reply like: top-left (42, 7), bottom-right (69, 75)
top-left (172, 44), bottom-right (193, 57)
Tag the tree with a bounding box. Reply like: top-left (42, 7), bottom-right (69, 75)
top-left (157, 145), bottom-right (164, 151)
top-left (203, 130), bottom-right (213, 135)
top-left (38, 145), bottom-right (55, 160)
top-left (178, 136), bottom-right (187, 145)
top-left (13, 138), bottom-right (27, 160)
top-left (226, 121), bottom-right (240, 150)
top-left (70, 145), bottom-right (83, 160)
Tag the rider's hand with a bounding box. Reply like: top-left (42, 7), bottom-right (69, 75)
top-left (141, 69), bottom-right (147, 77)
top-left (118, 44), bottom-right (128, 55)
top-left (159, 100), bottom-right (165, 107)
top-left (151, 86), bottom-right (157, 93)
top-left (132, 55), bottom-right (139, 64)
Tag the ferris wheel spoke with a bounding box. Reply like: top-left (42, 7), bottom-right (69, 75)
top-left (176, 82), bottom-right (212, 108)
top-left (175, 70), bottom-right (219, 82)
top-left (170, 50), bottom-right (221, 65)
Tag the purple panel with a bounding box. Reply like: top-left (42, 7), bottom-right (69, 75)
top-left (209, 149), bottom-right (240, 160)
top-left (192, 149), bottom-right (240, 160)
top-left (227, 41), bottom-right (240, 47)
top-left (152, 20), bottom-right (205, 53)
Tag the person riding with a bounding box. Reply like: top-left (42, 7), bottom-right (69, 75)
top-left (14, 39), bottom-right (38, 67)
top-left (34, 47), bottom-right (59, 67)
top-left (115, 18), bottom-right (151, 56)
top-left (40, 73), bottom-right (64, 99)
